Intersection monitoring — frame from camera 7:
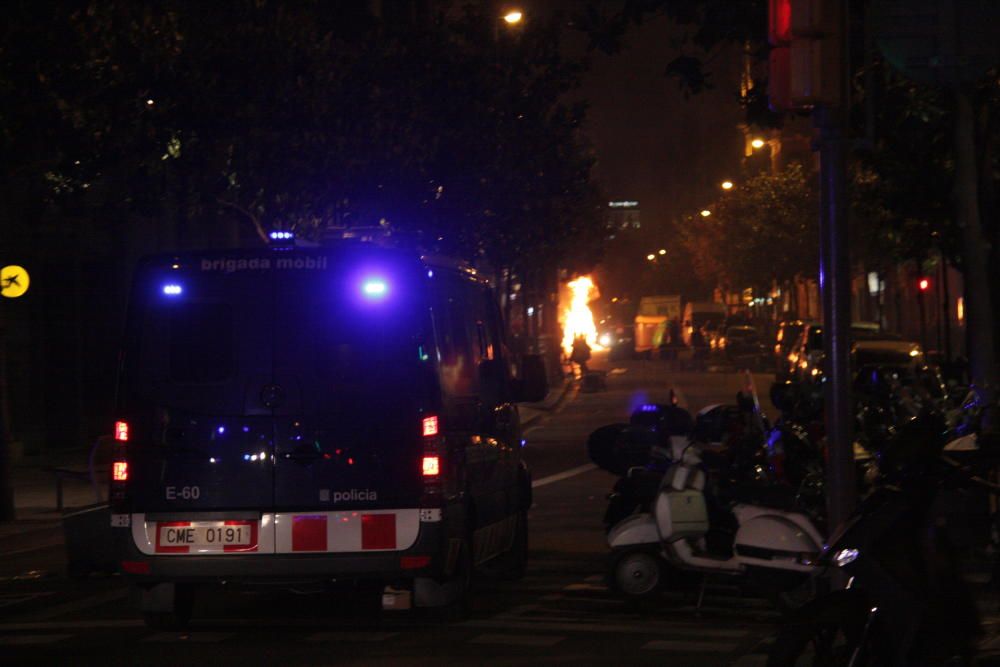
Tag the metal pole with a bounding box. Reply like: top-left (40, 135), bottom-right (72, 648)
top-left (0, 299), bottom-right (15, 521)
top-left (941, 257), bottom-right (952, 363)
top-left (817, 104), bottom-right (855, 532)
top-left (918, 285), bottom-right (927, 353)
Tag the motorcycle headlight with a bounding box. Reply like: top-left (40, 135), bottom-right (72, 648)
top-left (833, 547), bottom-right (860, 568)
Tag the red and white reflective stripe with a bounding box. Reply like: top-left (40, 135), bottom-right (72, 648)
top-left (131, 510), bottom-right (419, 555)
top-left (274, 510), bottom-right (418, 554)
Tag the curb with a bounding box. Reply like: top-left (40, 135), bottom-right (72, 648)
top-left (520, 378), bottom-right (577, 428)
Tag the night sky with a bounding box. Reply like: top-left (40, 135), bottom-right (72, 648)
top-left (564, 12), bottom-right (747, 232)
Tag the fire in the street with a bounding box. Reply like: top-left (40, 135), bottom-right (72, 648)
top-left (561, 275), bottom-right (602, 353)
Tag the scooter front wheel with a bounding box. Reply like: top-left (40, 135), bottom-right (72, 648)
top-left (609, 549), bottom-right (662, 599)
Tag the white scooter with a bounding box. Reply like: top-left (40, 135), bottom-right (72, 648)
top-left (607, 434), bottom-right (824, 602)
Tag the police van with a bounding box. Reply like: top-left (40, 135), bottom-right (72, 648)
top-left (110, 242), bottom-right (545, 627)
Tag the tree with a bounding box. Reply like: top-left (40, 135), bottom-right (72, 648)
top-left (679, 163), bottom-right (818, 292)
top-left (0, 1), bottom-right (607, 508)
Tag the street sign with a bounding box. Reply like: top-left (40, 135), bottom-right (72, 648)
top-left (1, 265), bottom-right (30, 298)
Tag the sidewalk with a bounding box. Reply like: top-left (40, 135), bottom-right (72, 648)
top-left (1, 445), bottom-right (108, 535)
top-left (518, 375), bottom-right (575, 429)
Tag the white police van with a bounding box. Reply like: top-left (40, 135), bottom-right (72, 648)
top-left (110, 241), bottom-right (545, 627)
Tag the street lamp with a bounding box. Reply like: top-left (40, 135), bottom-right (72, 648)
top-left (658, 248), bottom-right (666, 255)
top-left (646, 254), bottom-right (655, 261)
top-left (503, 10), bottom-right (523, 25)
top-left (700, 209), bottom-right (712, 218)
top-left (721, 180), bottom-right (734, 190)
top-left (751, 138), bottom-right (766, 150)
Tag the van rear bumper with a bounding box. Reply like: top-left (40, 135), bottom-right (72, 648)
top-left (116, 517), bottom-right (453, 584)
top-left (112, 507), bottom-right (465, 583)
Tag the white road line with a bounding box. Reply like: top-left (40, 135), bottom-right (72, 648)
top-left (731, 656), bottom-right (770, 667)
top-left (642, 639), bottom-right (739, 653)
top-left (460, 618), bottom-right (752, 639)
top-left (0, 634), bottom-right (72, 645)
top-left (505, 616), bottom-right (753, 638)
top-left (532, 463), bottom-right (597, 489)
top-left (470, 633), bottom-right (565, 647)
top-left (0, 619), bottom-right (144, 632)
top-left (143, 632), bottom-right (236, 643)
top-left (307, 631), bottom-right (398, 642)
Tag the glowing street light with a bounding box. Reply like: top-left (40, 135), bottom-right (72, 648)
top-left (751, 138), bottom-right (766, 149)
top-left (646, 254), bottom-right (655, 261)
top-left (700, 209), bottom-right (712, 217)
top-left (658, 248), bottom-right (666, 255)
top-left (503, 10), bottom-right (523, 24)
top-left (721, 180), bottom-right (734, 190)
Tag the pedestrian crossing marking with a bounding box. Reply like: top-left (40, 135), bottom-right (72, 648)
top-left (562, 583), bottom-right (605, 592)
top-left (0, 633), bottom-right (71, 645)
top-left (642, 639), bottom-right (739, 653)
top-left (307, 631), bottom-right (399, 642)
top-left (143, 632), bottom-right (236, 643)
top-left (470, 633), bottom-right (565, 647)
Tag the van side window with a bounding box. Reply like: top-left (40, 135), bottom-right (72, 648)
top-left (433, 294), bottom-right (478, 398)
top-left (477, 288), bottom-right (498, 361)
top-left (167, 303), bottom-right (234, 383)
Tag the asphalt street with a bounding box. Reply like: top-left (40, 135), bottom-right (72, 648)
top-left (0, 357), bottom-right (819, 666)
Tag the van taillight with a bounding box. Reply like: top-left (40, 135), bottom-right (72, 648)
top-left (421, 415), bottom-right (443, 503)
top-left (112, 461), bottom-right (129, 482)
top-left (422, 455), bottom-right (440, 477)
top-left (114, 421), bottom-right (129, 442)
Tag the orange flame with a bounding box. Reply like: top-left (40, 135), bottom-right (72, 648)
top-left (561, 276), bottom-right (602, 354)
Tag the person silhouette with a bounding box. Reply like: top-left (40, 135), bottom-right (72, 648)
top-left (570, 335), bottom-right (591, 376)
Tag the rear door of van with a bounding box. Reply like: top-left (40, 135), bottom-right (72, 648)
top-left (120, 257), bottom-right (278, 553)
top-left (270, 265), bottom-right (430, 512)
top-left (121, 252), bottom-right (436, 557)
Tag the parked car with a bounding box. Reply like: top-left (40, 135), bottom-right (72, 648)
top-left (786, 323), bottom-right (825, 382)
top-left (773, 320), bottom-right (811, 378)
top-left (719, 325), bottom-right (766, 367)
top-left (605, 324), bottom-right (636, 361)
top-left (681, 301), bottom-right (727, 348)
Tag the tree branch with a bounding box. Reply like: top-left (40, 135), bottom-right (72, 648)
top-left (216, 198), bottom-right (269, 244)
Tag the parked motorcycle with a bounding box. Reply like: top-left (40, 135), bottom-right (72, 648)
top-left (593, 395), bottom-right (772, 532)
top-left (606, 404), bottom-right (825, 603)
top-left (767, 410), bottom-right (990, 666)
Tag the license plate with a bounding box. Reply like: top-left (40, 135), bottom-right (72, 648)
top-left (154, 520), bottom-right (258, 554)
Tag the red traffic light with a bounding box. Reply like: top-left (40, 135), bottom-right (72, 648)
top-left (918, 278), bottom-right (930, 292)
top-left (769, 0), bottom-right (792, 46)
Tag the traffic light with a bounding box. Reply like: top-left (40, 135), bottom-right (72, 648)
top-left (768, 0), bottom-right (843, 111)
top-left (918, 278), bottom-right (930, 292)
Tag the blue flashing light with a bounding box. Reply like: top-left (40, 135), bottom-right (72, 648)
top-left (639, 404), bottom-right (659, 413)
top-left (269, 230), bottom-right (294, 241)
top-left (427, 270), bottom-right (434, 278)
top-left (162, 284), bottom-right (183, 296)
top-left (362, 278), bottom-right (388, 298)
top-left (216, 425), bottom-right (226, 436)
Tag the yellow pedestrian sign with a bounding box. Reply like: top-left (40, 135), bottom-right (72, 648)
top-left (1, 265), bottom-right (29, 298)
